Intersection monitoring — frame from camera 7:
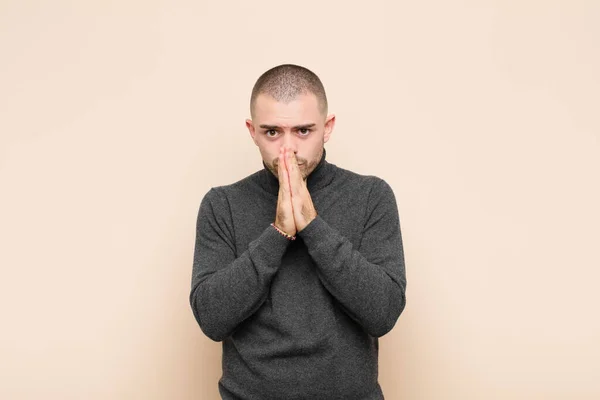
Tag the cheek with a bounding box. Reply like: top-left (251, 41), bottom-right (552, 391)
top-left (267, 148), bottom-right (282, 166)
top-left (258, 143), bottom-right (277, 157)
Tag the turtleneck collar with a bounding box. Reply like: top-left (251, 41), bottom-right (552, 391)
top-left (259, 147), bottom-right (335, 196)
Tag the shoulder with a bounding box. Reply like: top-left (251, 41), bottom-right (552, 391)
top-left (335, 167), bottom-right (399, 223)
top-left (201, 170), bottom-right (263, 204)
top-left (333, 165), bottom-right (394, 197)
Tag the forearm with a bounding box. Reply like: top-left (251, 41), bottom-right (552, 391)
top-left (298, 216), bottom-right (406, 337)
top-left (190, 187), bottom-right (291, 341)
top-left (190, 226), bottom-right (289, 341)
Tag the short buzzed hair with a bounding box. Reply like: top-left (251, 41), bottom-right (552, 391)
top-left (250, 64), bottom-right (328, 118)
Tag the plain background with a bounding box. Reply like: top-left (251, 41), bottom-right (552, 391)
top-left (1, 1), bottom-right (599, 399)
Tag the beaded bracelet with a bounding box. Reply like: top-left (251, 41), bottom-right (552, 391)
top-left (271, 223), bottom-right (296, 241)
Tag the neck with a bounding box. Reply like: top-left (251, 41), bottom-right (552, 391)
top-left (260, 148), bottom-right (335, 195)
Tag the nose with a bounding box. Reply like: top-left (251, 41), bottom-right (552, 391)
top-left (281, 132), bottom-right (298, 154)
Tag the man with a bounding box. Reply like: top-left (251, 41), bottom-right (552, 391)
top-left (190, 64), bottom-right (407, 399)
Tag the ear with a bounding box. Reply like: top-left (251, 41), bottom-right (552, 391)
top-left (323, 114), bottom-right (335, 144)
top-left (246, 119), bottom-right (258, 146)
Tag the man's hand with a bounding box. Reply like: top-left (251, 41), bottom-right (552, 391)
top-left (274, 147), bottom-right (297, 236)
top-left (284, 148), bottom-right (318, 233)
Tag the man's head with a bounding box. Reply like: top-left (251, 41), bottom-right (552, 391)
top-left (246, 64), bottom-right (335, 180)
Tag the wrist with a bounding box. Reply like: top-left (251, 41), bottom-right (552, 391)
top-left (271, 223), bottom-right (296, 241)
top-left (297, 213), bottom-right (317, 233)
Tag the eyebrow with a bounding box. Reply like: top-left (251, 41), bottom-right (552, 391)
top-left (259, 123), bottom-right (316, 130)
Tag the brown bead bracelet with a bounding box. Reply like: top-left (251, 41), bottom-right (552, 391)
top-left (271, 223), bottom-right (296, 241)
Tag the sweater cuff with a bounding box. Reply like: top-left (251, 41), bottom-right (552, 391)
top-left (297, 215), bottom-right (336, 249)
top-left (257, 223), bottom-right (294, 254)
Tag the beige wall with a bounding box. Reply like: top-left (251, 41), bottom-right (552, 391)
top-left (1, 1), bottom-right (599, 399)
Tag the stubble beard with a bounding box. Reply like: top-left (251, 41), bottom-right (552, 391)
top-left (269, 152), bottom-right (319, 181)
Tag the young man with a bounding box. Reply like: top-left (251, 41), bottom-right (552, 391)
top-left (190, 64), bottom-right (407, 399)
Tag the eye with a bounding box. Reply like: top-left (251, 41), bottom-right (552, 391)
top-left (265, 129), bottom-right (278, 137)
top-left (298, 128), bottom-right (311, 136)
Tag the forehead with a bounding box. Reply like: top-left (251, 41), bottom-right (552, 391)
top-left (253, 93), bottom-right (321, 122)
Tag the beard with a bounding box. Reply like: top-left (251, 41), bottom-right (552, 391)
top-left (268, 148), bottom-right (322, 181)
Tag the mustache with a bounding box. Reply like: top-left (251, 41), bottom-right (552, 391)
top-left (273, 157), bottom-right (306, 167)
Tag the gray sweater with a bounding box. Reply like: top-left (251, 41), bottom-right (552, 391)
top-left (190, 148), bottom-right (407, 400)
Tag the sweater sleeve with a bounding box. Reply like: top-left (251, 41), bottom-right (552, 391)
top-left (189, 188), bottom-right (290, 341)
top-left (297, 178), bottom-right (407, 337)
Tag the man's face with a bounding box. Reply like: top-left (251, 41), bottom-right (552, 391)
top-left (246, 93), bottom-right (335, 180)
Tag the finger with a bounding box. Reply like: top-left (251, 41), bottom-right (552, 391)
top-left (277, 148), bottom-right (284, 186)
top-left (278, 148), bottom-right (290, 195)
top-left (282, 149), bottom-right (298, 223)
top-left (290, 151), bottom-right (304, 182)
top-left (287, 151), bottom-right (303, 195)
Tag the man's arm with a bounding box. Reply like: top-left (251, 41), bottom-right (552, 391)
top-left (297, 178), bottom-right (407, 337)
top-left (189, 188), bottom-right (290, 341)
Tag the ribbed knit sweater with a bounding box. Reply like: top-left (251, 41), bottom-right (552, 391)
top-left (190, 148), bottom-right (407, 400)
